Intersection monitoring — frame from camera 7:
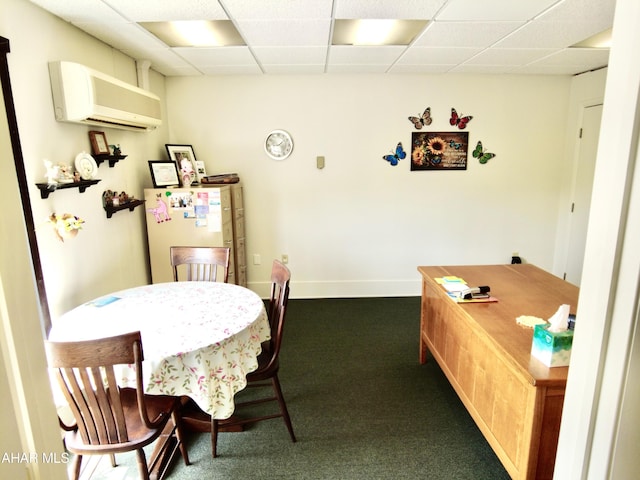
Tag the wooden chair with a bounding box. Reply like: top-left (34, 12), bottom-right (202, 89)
top-left (45, 331), bottom-right (190, 480)
top-left (211, 259), bottom-right (296, 457)
top-left (170, 246), bottom-right (230, 282)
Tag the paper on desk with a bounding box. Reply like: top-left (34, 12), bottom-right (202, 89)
top-left (435, 277), bottom-right (468, 293)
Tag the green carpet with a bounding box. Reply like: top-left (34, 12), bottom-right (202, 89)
top-left (85, 297), bottom-right (510, 479)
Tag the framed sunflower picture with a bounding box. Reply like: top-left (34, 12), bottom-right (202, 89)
top-left (411, 131), bottom-right (469, 170)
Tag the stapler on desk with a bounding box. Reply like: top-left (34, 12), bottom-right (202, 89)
top-left (460, 286), bottom-right (491, 300)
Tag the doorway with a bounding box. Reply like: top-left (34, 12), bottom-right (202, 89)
top-left (564, 103), bottom-right (603, 286)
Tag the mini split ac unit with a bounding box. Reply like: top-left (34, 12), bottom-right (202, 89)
top-left (48, 61), bottom-right (162, 132)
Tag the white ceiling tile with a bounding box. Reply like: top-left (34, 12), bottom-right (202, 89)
top-left (237, 19), bottom-right (331, 46)
top-left (413, 21), bottom-right (524, 48)
top-left (103, 0), bottom-right (228, 21)
top-left (27, 0), bottom-right (616, 76)
top-left (329, 46), bottom-right (406, 64)
top-left (463, 48), bottom-right (558, 66)
top-left (536, 0), bottom-right (616, 26)
top-left (326, 64), bottom-right (393, 73)
top-left (252, 46), bottom-right (327, 64)
top-left (262, 64), bottom-right (326, 74)
top-left (448, 64), bottom-right (517, 74)
top-left (388, 64), bottom-right (455, 74)
top-left (397, 47), bottom-right (482, 65)
top-left (28, 0), bottom-right (125, 22)
top-left (334, 0), bottom-right (447, 19)
top-left (510, 64), bottom-right (597, 75)
top-left (529, 48), bottom-right (609, 67)
top-left (221, 0), bottom-right (333, 20)
top-left (72, 21), bottom-right (167, 52)
top-left (198, 64), bottom-right (263, 74)
top-left (173, 46), bottom-right (258, 66)
top-left (436, 0), bottom-right (559, 21)
top-left (496, 0), bottom-right (616, 49)
top-left (496, 22), bottom-right (595, 49)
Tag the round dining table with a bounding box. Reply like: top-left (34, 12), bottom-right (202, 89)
top-left (48, 281), bottom-right (270, 421)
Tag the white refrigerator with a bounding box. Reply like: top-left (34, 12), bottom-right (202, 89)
top-left (143, 185), bottom-right (245, 285)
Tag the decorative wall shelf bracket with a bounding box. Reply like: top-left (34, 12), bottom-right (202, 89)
top-left (36, 179), bottom-right (101, 199)
top-left (104, 199), bottom-right (145, 218)
top-left (94, 154), bottom-right (127, 168)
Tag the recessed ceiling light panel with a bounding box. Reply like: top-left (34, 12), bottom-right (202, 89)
top-left (571, 28), bottom-right (612, 48)
top-left (332, 19), bottom-right (428, 46)
top-left (140, 20), bottom-right (245, 47)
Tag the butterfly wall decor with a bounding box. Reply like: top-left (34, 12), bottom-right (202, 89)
top-left (383, 142), bottom-right (406, 166)
top-left (408, 107), bottom-right (432, 130)
top-left (450, 108), bottom-right (473, 129)
top-left (472, 141), bottom-right (496, 164)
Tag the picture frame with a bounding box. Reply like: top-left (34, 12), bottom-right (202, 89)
top-left (410, 131), bottom-right (469, 171)
top-left (89, 131), bottom-right (110, 156)
top-left (148, 160), bottom-right (180, 188)
top-left (194, 160), bottom-right (207, 183)
top-left (165, 144), bottom-right (198, 185)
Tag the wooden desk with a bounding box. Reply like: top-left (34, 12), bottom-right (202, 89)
top-left (418, 264), bottom-right (579, 480)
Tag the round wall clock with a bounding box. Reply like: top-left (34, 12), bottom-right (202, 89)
top-left (265, 130), bottom-right (293, 160)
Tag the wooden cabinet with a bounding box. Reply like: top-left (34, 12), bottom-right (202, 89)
top-left (144, 184), bottom-right (246, 286)
top-left (418, 264), bottom-right (579, 480)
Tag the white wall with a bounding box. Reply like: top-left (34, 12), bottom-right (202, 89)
top-left (1, 0), bottom-right (171, 321)
top-left (166, 73), bottom-right (571, 296)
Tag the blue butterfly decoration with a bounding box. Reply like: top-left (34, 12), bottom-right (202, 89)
top-left (383, 142), bottom-right (406, 166)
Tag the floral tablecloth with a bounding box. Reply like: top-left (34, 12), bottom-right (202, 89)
top-left (49, 282), bottom-right (270, 419)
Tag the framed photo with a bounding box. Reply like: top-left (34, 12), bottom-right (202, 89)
top-left (166, 144), bottom-right (198, 185)
top-left (89, 131), bottom-right (110, 155)
top-left (410, 131), bottom-right (469, 171)
top-left (194, 160), bottom-right (207, 183)
top-left (148, 160), bottom-right (180, 188)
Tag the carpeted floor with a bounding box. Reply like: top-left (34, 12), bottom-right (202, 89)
top-left (80, 297), bottom-right (510, 480)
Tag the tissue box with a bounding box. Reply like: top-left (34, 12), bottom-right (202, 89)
top-left (531, 324), bottom-right (574, 367)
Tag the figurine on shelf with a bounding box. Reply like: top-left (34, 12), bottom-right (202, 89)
top-left (56, 163), bottom-right (75, 184)
top-left (102, 190), bottom-right (116, 207)
top-left (110, 144), bottom-right (122, 156)
top-left (73, 171), bottom-right (81, 183)
top-left (44, 159), bottom-right (59, 185)
top-left (180, 157), bottom-right (194, 187)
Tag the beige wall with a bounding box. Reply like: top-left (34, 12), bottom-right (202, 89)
top-left (2, 0), bottom-right (170, 322)
top-left (5, 0), bottom-right (636, 478)
top-left (166, 73), bottom-right (573, 296)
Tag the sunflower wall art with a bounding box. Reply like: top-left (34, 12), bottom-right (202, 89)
top-left (411, 131), bottom-right (469, 171)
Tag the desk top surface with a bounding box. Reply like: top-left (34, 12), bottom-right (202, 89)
top-left (418, 264), bottom-right (579, 385)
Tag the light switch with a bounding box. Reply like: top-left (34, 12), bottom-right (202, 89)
top-left (316, 156), bottom-right (325, 169)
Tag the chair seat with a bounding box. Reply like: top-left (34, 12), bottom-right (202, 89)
top-left (246, 349), bottom-right (279, 382)
top-left (64, 388), bottom-right (178, 455)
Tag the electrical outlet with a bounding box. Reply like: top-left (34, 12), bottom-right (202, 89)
top-left (253, 254), bottom-right (261, 265)
top-left (281, 254), bottom-right (289, 264)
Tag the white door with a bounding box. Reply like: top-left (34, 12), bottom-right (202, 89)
top-left (564, 104), bottom-right (603, 286)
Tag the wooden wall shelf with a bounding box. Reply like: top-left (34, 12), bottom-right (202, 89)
top-left (94, 154), bottom-right (127, 168)
top-left (36, 179), bottom-right (101, 199)
top-left (104, 199), bottom-right (145, 218)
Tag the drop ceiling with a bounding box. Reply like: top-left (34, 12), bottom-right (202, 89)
top-left (28, 0), bottom-right (615, 76)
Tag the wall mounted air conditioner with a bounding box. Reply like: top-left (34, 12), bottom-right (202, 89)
top-left (48, 61), bottom-right (162, 132)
